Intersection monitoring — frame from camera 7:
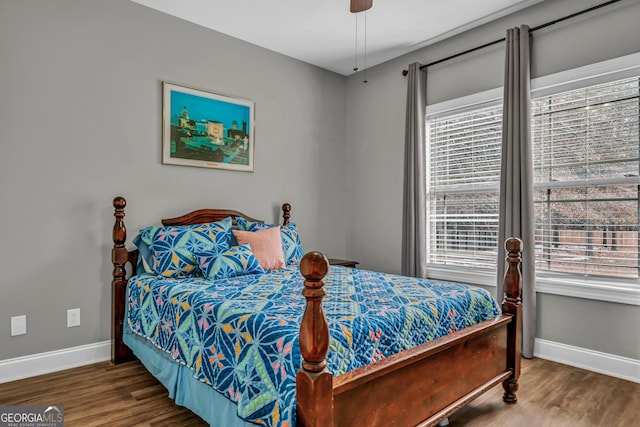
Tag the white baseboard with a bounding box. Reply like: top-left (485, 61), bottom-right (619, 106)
top-left (0, 341), bottom-right (110, 384)
top-left (534, 338), bottom-right (640, 384)
top-left (1, 339), bottom-right (637, 385)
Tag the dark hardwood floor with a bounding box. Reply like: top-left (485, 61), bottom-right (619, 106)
top-left (0, 357), bottom-right (637, 426)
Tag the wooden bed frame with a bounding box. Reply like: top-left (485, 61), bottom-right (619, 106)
top-left (111, 196), bottom-right (522, 427)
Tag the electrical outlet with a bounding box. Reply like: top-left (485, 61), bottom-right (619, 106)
top-left (11, 315), bottom-right (27, 336)
top-left (67, 308), bottom-right (80, 328)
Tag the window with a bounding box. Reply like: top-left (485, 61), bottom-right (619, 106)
top-left (425, 54), bottom-right (640, 303)
top-left (533, 77), bottom-right (640, 280)
top-left (427, 105), bottom-right (502, 270)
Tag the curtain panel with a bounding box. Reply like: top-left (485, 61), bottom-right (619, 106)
top-left (402, 63), bottom-right (428, 278)
top-left (497, 25), bottom-right (536, 358)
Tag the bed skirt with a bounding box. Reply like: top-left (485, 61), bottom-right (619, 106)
top-left (123, 326), bottom-right (255, 427)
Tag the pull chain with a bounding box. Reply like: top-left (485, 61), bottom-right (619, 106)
top-left (353, 14), bottom-right (359, 72)
top-left (363, 10), bottom-right (367, 84)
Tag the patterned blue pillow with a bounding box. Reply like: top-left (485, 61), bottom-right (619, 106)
top-left (132, 232), bottom-right (154, 274)
top-left (140, 217), bottom-right (233, 278)
top-left (236, 218), bottom-right (304, 265)
top-left (235, 217), bottom-right (268, 232)
top-left (139, 225), bottom-right (160, 247)
top-left (280, 222), bottom-right (304, 265)
top-left (196, 244), bottom-right (265, 280)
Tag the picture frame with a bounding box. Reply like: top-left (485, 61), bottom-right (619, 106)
top-left (162, 82), bottom-right (255, 172)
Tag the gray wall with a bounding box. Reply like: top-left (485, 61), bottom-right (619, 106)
top-left (1, 0), bottom-right (638, 365)
top-left (344, 0), bottom-right (640, 359)
top-left (0, 0), bottom-right (347, 360)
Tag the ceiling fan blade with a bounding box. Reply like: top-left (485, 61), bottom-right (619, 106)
top-left (350, 0), bottom-right (372, 13)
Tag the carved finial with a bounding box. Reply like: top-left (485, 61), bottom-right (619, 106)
top-left (505, 236), bottom-right (522, 255)
top-left (282, 203), bottom-right (291, 225)
top-left (300, 251), bottom-right (329, 282)
top-left (113, 196), bottom-right (127, 247)
top-left (113, 196), bottom-right (126, 210)
top-left (504, 237), bottom-right (523, 304)
top-left (299, 251), bottom-right (330, 373)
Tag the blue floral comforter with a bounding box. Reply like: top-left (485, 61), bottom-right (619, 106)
top-left (126, 265), bottom-right (500, 427)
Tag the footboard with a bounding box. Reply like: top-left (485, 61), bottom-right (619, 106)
top-left (297, 238), bottom-right (523, 427)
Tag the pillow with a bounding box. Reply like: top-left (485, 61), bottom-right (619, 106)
top-left (279, 222), bottom-right (304, 265)
top-left (132, 232), bottom-right (154, 274)
top-left (236, 218), bottom-right (304, 265)
top-left (230, 218), bottom-right (267, 245)
top-left (189, 220), bottom-right (234, 253)
top-left (235, 217), bottom-right (268, 232)
top-left (139, 225), bottom-right (160, 248)
top-left (232, 227), bottom-right (286, 270)
top-left (140, 217), bottom-right (233, 278)
top-left (196, 244), bottom-right (265, 280)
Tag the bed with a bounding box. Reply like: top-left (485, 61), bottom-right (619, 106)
top-left (111, 196), bottom-right (522, 426)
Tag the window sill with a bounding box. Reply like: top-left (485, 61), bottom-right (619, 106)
top-left (426, 265), bottom-right (497, 288)
top-left (536, 277), bottom-right (640, 306)
top-left (426, 265), bottom-right (640, 306)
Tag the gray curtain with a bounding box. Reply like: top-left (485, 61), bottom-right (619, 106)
top-left (402, 62), bottom-right (428, 278)
top-left (497, 25), bottom-right (536, 358)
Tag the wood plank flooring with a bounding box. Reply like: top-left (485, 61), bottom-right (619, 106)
top-left (0, 357), bottom-right (637, 426)
top-left (448, 357), bottom-right (640, 427)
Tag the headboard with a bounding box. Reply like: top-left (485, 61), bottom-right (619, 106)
top-left (161, 204), bottom-right (290, 227)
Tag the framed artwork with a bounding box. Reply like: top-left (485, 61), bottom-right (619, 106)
top-left (162, 82), bottom-right (255, 172)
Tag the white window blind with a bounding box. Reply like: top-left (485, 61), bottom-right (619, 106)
top-left (426, 75), bottom-right (640, 283)
top-left (427, 105), bottom-right (502, 269)
top-left (532, 76), bottom-right (640, 279)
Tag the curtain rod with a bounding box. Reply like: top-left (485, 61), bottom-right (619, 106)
top-left (401, 0), bottom-right (623, 76)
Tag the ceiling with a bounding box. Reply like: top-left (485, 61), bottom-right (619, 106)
top-left (130, 0), bottom-right (543, 76)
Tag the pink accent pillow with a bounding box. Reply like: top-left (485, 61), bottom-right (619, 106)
top-left (232, 226), bottom-right (286, 270)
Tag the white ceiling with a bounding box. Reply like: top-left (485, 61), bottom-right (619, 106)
top-left (131, 0), bottom-right (543, 76)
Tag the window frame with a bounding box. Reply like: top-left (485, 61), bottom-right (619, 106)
top-left (425, 52), bottom-right (640, 306)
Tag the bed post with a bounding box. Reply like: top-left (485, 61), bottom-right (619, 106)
top-left (282, 203), bottom-right (291, 225)
top-left (296, 251), bottom-right (333, 427)
top-left (111, 196), bottom-right (135, 364)
top-left (501, 237), bottom-right (523, 403)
